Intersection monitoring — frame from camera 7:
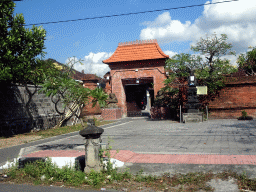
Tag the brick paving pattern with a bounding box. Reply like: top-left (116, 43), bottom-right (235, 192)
top-left (24, 149), bottom-right (256, 165)
top-left (20, 119), bottom-right (256, 167)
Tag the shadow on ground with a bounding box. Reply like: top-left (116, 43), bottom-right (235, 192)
top-left (36, 144), bottom-right (83, 150)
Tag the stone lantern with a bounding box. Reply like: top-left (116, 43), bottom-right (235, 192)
top-left (79, 119), bottom-right (104, 172)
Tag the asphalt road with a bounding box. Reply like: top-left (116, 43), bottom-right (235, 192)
top-left (0, 183), bottom-right (121, 192)
top-left (0, 119), bottom-right (129, 167)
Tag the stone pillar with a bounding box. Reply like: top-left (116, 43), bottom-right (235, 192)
top-left (79, 119), bottom-right (104, 173)
top-left (84, 137), bottom-right (102, 173)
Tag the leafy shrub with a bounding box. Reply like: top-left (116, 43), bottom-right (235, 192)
top-left (238, 110), bottom-right (253, 120)
top-left (242, 110), bottom-right (248, 117)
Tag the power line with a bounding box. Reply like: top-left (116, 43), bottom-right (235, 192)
top-left (23, 0), bottom-right (238, 26)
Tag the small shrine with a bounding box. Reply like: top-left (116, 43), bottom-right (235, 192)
top-left (185, 70), bottom-right (201, 113)
top-left (182, 70), bottom-right (203, 123)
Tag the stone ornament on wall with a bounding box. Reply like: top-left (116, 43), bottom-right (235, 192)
top-left (106, 93), bottom-right (118, 108)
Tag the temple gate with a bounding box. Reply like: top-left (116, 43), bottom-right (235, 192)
top-left (103, 39), bottom-right (169, 117)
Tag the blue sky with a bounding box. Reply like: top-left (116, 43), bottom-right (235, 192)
top-left (13, 0), bottom-right (256, 77)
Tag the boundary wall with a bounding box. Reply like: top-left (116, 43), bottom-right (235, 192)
top-left (0, 84), bottom-right (80, 136)
top-left (207, 76), bottom-right (256, 119)
top-left (176, 76), bottom-right (256, 119)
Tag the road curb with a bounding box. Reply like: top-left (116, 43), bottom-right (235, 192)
top-left (16, 119), bottom-right (126, 157)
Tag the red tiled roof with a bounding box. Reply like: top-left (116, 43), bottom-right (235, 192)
top-left (81, 74), bottom-right (101, 81)
top-left (103, 39), bottom-right (169, 64)
top-left (72, 70), bottom-right (85, 80)
top-left (229, 68), bottom-right (248, 77)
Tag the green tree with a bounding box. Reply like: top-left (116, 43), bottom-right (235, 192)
top-left (0, 0), bottom-right (47, 131)
top-left (90, 86), bottom-right (108, 108)
top-left (190, 33), bottom-right (237, 93)
top-left (165, 53), bottom-right (203, 85)
top-left (163, 33), bottom-right (238, 112)
top-left (39, 58), bottom-right (108, 127)
top-left (191, 33), bottom-right (235, 71)
top-left (165, 33), bottom-right (237, 94)
top-left (163, 53), bottom-right (202, 111)
top-left (237, 47), bottom-right (256, 76)
top-left (0, 0), bottom-right (47, 84)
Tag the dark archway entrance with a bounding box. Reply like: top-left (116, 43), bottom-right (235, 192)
top-left (123, 78), bottom-right (154, 117)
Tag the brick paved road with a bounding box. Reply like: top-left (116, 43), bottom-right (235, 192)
top-left (103, 118), bottom-right (256, 155)
top-left (27, 118), bottom-right (256, 156)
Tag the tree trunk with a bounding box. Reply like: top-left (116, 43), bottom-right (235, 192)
top-left (23, 83), bottom-right (37, 132)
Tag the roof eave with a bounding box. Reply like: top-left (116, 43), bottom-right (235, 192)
top-left (102, 40), bottom-right (169, 64)
top-left (103, 57), bottom-right (168, 64)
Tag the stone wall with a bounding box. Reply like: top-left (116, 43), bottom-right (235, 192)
top-left (0, 84), bottom-right (80, 136)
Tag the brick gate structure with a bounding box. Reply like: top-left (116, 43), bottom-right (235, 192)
top-left (103, 39), bottom-right (169, 117)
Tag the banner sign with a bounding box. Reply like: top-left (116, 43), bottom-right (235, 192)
top-left (196, 86), bottom-right (207, 95)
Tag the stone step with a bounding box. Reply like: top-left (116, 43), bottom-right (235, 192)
top-left (182, 113), bottom-right (203, 123)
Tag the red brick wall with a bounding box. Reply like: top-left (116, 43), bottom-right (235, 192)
top-left (173, 76), bottom-right (256, 119)
top-left (109, 59), bottom-right (167, 117)
top-left (101, 108), bottom-right (122, 120)
top-left (83, 82), bottom-right (97, 90)
top-left (82, 82), bottom-right (101, 116)
top-left (207, 76), bottom-right (256, 119)
top-left (104, 80), bottom-right (112, 94)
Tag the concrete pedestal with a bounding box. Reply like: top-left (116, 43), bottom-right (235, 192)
top-left (182, 112), bottom-right (203, 123)
top-left (84, 137), bottom-right (103, 173)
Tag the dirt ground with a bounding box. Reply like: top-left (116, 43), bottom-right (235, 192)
top-left (0, 135), bottom-right (42, 149)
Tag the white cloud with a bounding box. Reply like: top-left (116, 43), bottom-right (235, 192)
top-left (164, 50), bottom-right (178, 58)
top-left (66, 52), bottom-right (113, 78)
top-left (220, 54), bottom-right (238, 67)
top-left (140, 12), bottom-right (201, 43)
top-left (201, 0), bottom-right (256, 25)
top-left (195, 0), bottom-right (256, 53)
top-left (140, 0), bottom-right (256, 66)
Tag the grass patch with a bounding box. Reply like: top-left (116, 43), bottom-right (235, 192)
top-left (2, 158), bottom-right (256, 191)
top-left (0, 119), bottom-right (114, 149)
top-left (26, 119), bottom-right (114, 139)
top-left (45, 119), bottom-right (112, 137)
top-left (28, 124), bottom-right (84, 139)
top-left (1, 119), bottom-right (115, 140)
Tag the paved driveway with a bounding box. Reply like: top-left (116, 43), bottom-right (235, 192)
top-left (24, 118), bottom-right (256, 156)
top-left (102, 118), bottom-right (256, 155)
